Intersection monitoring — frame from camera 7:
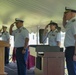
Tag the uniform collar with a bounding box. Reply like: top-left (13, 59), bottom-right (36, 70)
top-left (2, 31), bottom-right (7, 33)
top-left (18, 26), bottom-right (23, 30)
top-left (65, 16), bottom-right (76, 29)
top-left (51, 29), bottom-right (57, 32)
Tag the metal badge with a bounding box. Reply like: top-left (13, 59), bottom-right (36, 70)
top-left (72, 19), bottom-right (75, 22)
top-left (19, 30), bottom-right (21, 33)
top-left (52, 34), bottom-right (55, 36)
top-left (4, 33), bottom-right (6, 35)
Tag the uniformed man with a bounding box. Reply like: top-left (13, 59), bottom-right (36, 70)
top-left (43, 21), bottom-right (61, 46)
top-left (63, 7), bottom-right (76, 75)
top-left (0, 25), bottom-right (10, 65)
top-left (9, 18), bottom-right (29, 75)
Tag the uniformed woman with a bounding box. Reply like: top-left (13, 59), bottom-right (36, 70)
top-left (43, 21), bottom-right (61, 47)
top-left (0, 25), bottom-right (10, 65)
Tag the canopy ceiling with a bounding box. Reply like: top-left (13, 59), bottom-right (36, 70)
top-left (0, 0), bottom-right (76, 32)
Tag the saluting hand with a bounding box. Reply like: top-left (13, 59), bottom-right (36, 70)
top-left (63, 13), bottom-right (67, 28)
top-left (45, 25), bottom-right (49, 29)
top-left (10, 22), bottom-right (15, 28)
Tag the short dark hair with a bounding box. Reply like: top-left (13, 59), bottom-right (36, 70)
top-left (57, 27), bottom-right (61, 32)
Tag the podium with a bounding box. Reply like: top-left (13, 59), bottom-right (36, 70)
top-left (0, 41), bottom-right (9, 75)
top-left (43, 52), bottom-right (64, 75)
top-left (35, 45), bottom-right (64, 75)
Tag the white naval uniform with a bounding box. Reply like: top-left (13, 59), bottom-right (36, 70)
top-left (1, 31), bottom-right (10, 42)
top-left (12, 26), bottom-right (29, 47)
top-left (64, 17), bottom-right (76, 75)
top-left (12, 26), bottom-right (29, 75)
top-left (44, 29), bottom-right (61, 46)
top-left (64, 17), bottom-right (76, 47)
top-left (1, 31), bottom-right (10, 65)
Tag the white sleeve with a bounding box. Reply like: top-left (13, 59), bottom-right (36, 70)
top-left (22, 29), bottom-right (29, 39)
top-left (6, 33), bottom-right (10, 39)
top-left (56, 32), bottom-right (61, 42)
top-left (71, 22), bottom-right (76, 35)
top-left (12, 30), bottom-right (17, 36)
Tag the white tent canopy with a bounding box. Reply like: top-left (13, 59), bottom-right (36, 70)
top-left (0, 0), bottom-right (76, 32)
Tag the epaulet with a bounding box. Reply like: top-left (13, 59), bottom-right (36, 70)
top-left (72, 19), bottom-right (76, 22)
top-left (23, 27), bottom-right (26, 30)
top-left (55, 29), bottom-right (58, 33)
top-left (6, 31), bottom-right (8, 33)
top-left (56, 31), bottom-right (58, 33)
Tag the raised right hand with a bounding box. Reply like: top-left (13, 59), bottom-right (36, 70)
top-left (45, 25), bottom-right (49, 29)
top-left (63, 13), bottom-right (67, 28)
top-left (10, 22), bottom-right (15, 28)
